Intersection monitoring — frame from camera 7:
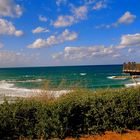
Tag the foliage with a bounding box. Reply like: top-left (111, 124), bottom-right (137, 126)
top-left (0, 87), bottom-right (140, 139)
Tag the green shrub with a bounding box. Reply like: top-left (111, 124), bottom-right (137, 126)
top-left (0, 87), bottom-right (140, 139)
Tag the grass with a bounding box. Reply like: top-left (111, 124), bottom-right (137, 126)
top-left (0, 85), bottom-right (140, 139)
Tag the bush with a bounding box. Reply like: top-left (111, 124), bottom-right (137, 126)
top-left (0, 87), bottom-right (140, 139)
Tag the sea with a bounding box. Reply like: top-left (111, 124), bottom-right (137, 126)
top-left (0, 65), bottom-right (138, 101)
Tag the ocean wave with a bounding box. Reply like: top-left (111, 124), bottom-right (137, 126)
top-left (16, 79), bottom-right (43, 83)
top-left (125, 82), bottom-right (140, 87)
top-left (107, 76), bottom-right (115, 79)
top-left (107, 76), bottom-right (127, 80)
top-left (0, 81), bottom-right (39, 97)
top-left (0, 81), bottom-right (69, 99)
top-left (80, 73), bottom-right (87, 76)
top-left (0, 80), bottom-right (14, 89)
top-left (1, 79), bottom-right (43, 83)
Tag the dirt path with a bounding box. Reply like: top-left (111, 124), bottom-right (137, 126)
top-left (65, 131), bottom-right (140, 140)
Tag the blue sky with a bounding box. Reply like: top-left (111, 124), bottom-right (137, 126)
top-left (0, 0), bottom-right (140, 67)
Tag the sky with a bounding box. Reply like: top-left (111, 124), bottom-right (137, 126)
top-left (0, 0), bottom-right (140, 67)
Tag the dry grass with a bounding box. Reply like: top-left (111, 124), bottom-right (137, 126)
top-left (28, 80), bottom-right (58, 103)
top-left (27, 79), bottom-right (81, 103)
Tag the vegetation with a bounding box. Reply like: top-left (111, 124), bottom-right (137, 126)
top-left (0, 87), bottom-right (140, 139)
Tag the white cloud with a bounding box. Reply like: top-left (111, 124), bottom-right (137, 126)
top-left (112, 54), bottom-right (120, 58)
top-left (93, 1), bottom-right (107, 10)
top-left (0, 18), bottom-right (23, 36)
top-left (95, 11), bottom-right (136, 29)
top-left (53, 15), bottom-right (75, 27)
top-left (0, 0), bottom-right (23, 17)
top-left (118, 11), bottom-right (136, 24)
top-left (72, 5), bottom-right (88, 20)
top-left (53, 32), bottom-right (140, 62)
top-left (128, 48), bottom-right (135, 53)
top-left (15, 30), bottom-right (23, 37)
top-left (53, 5), bottom-right (88, 27)
top-left (32, 27), bottom-right (49, 34)
top-left (39, 15), bottom-right (47, 22)
top-left (0, 42), bottom-right (4, 48)
top-left (52, 52), bottom-right (63, 59)
top-left (52, 45), bottom-right (119, 61)
top-left (28, 29), bottom-right (78, 48)
top-left (0, 50), bottom-right (40, 67)
top-left (118, 33), bottom-right (140, 48)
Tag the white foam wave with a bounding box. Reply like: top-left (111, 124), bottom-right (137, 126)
top-left (24, 75), bottom-right (31, 78)
top-left (5, 79), bottom-right (43, 83)
top-left (107, 76), bottom-right (115, 79)
top-left (125, 82), bottom-right (140, 87)
top-left (80, 73), bottom-right (87, 76)
top-left (0, 81), bottom-right (39, 98)
top-left (107, 76), bottom-right (127, 80)
top-left (0, 81), bottom-right (70, 99)
top-left (16, 79), bottom-right (43, 83)
top-left (0, 80), bottom-right (14, 89)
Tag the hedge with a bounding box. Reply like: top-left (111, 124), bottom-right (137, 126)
top-left (0, 87), bottom-right (140, 139)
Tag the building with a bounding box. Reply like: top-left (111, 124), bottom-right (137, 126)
top-left (123, 62), bottom-right (140, 75)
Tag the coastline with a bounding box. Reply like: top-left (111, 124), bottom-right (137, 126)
top-left (0, 76), bottom-right (140, 102)
top-left (0, 65), bottom-right (140, 103)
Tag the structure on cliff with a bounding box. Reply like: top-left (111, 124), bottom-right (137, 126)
top-left (123, 62), bottom-right (140, 75)
top-left (123, 62), bottom-right (140, 84)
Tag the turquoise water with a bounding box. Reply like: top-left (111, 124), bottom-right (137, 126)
top-left (0, 65), bottom-right (131, 91)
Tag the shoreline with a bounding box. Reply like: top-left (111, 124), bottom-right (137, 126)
top-left (0, 78), bottom-right (140, 102)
